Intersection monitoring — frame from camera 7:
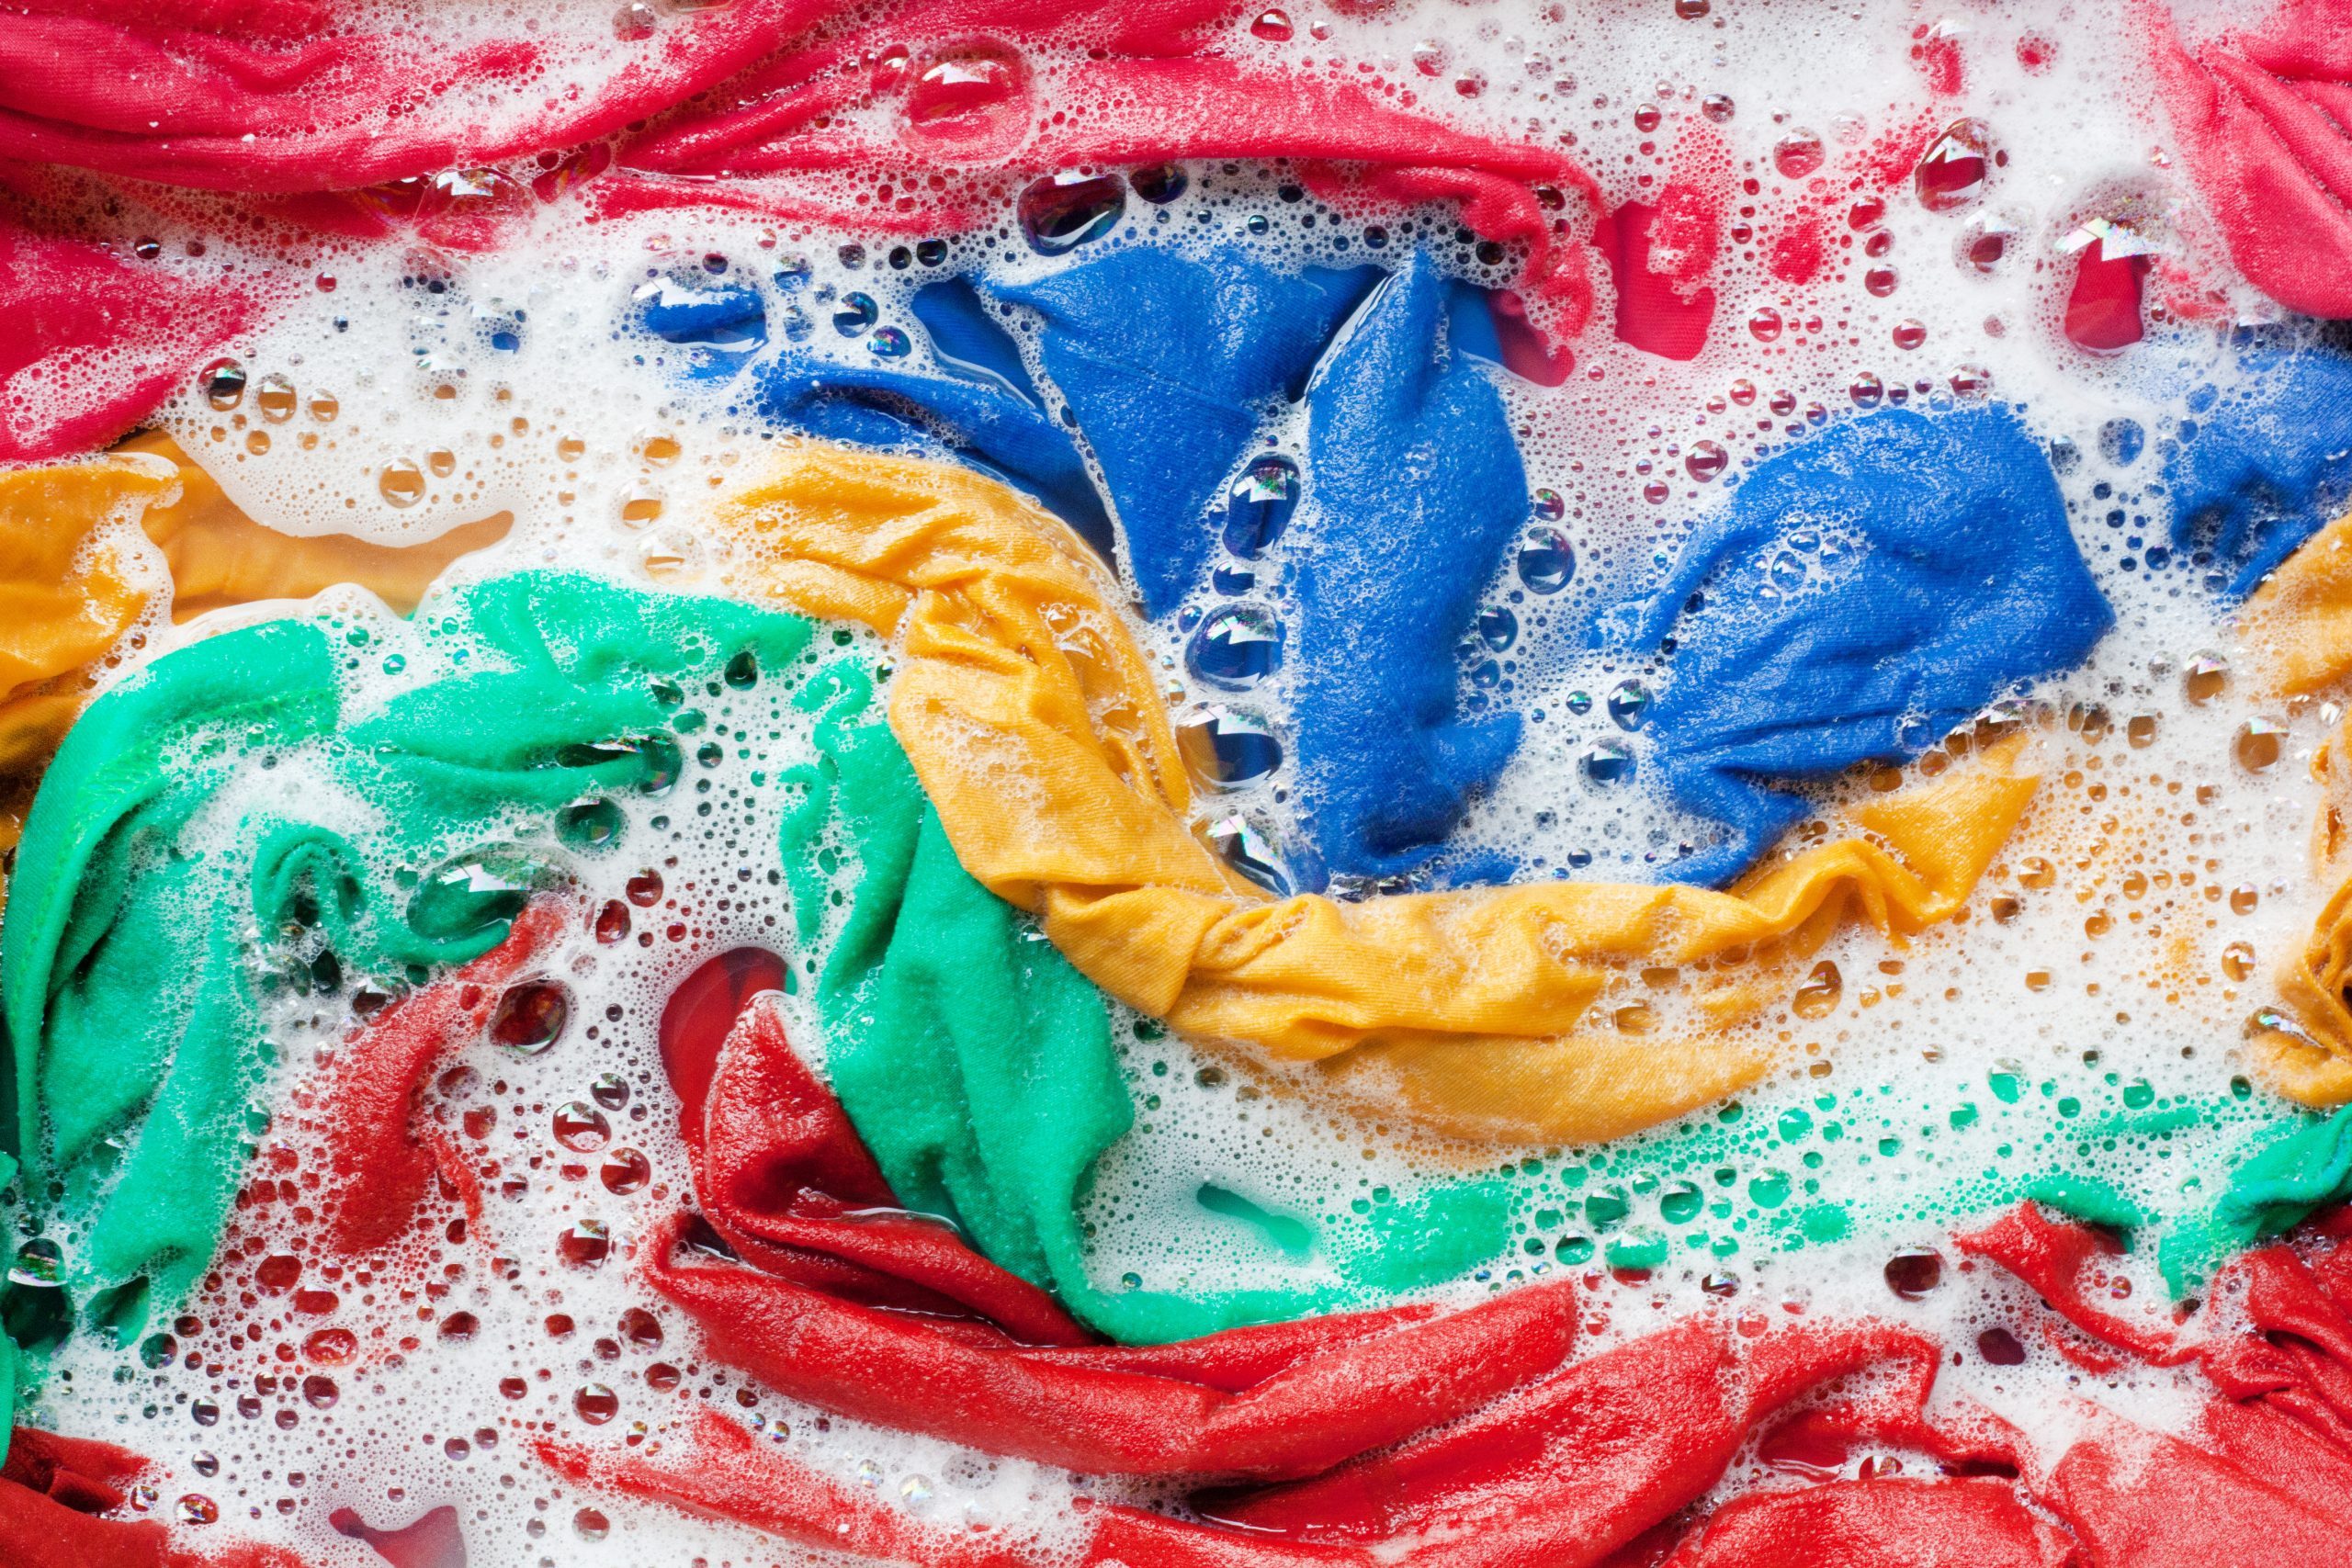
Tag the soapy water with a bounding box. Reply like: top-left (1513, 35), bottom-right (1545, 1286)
top-left (6, 0), bottom-right (2349, 1559)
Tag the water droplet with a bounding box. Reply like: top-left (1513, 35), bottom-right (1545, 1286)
top-left (1581, 740), bottom-right (1635, 784)
top-left (900, 1474), bottom-right (935, 1509)
top-left (2222, 942), bottom-right (2256, 982)
top-left (1478, 606), bottom-right (1519, 652)
top-left (2097, 418), bottom-right (2144, 468)
top-left (1411, 39), bottom-right (1447, 75)
top-left (554, 1102), bottom-right (611, 1152)
top-left (627, 870), bottom-right (665, 906)
top-left (1849, 372), bottom-right (1884, 407)
top-left (574, 1382), bottom-right (619, 1422)
top-left (575, 1508), bottom-right (611, 1541)
top-left (1188, 604), bottom-right (1283, 689)
top-left (1018, 172), bottom-right (1126, 255)
top-left (1659, 1181), bottom-right (1703, 1224)
top-left (1949, 365), bottom-right (1993, 400)
top-left (600, 1148), bottom-right (651, 1194)
top-left (557, 797), bottom-right (625, 852)
top-left (638, 528), bottom-right (704, 583)
top-left (1702, 93), bottom-right (1735, 123)
top-left (491, 981), bottom-right (571, 1055)
top-left (176, 1495), bottom-right (220, 1526)
top-left (1748, 307), bottom-right (1783, 342)
top-left (1884, 1247), bottom-right (1943, 1299)
top-left (1976, 1325), bottom-right (2026, 1364)
top-left (594, 900), bottom-right (631, 944)
top-left (1606, 680), bottom-right (1652, 730)
top-left (308, 392), bottom-right (339, 423)
top-left (304, 1328), bottom-right (356, 1363)
top-left (1892, 319), bottom-right (1927, 350)
top-left (378, 461), bottom-right (424, 508)
top-left (253, 374), bottom-right (297, 423)
top-left (1532, 488), bottom-right (1566, 522)
top-left (1176, 705), bottom-right (1283, 792)
top-left (8, 1237), bottom-right (62, 1288)
top-left (1772, 129), bottom-right (1824, 178)
top-left (2185, 652), bottom-right (2228, 704)
top-left (1915, 118), bottom-right (1996, 212)
top-left (2235, 718), bottom-right (2283, 773)
top-left (1633, 104), bottom-right (1662, 133)
top-left (1250, 7), bottom-right (1293, 40)
top-left (1517, 528), bottom-right (1576, 593)
top-left (1684, 441), bottom-right (1727, 481)
top-left (1221, 457), bottom-right (1299, 558)
top-left (560, 1222), bottom-right (612, 1271)
top-left (1206, 814), bottom-right (1293, 896)
top-left (200, 359), bottom-right (246, 410)
top-left (1793, 960), bottom-right (1843, 1019)
top-left (1131, 164), bottom-right (1188, 204)
top-left (831, 292), bottom-right (877, 336)
top-left (1865, 265), bottom-right (1898, 297)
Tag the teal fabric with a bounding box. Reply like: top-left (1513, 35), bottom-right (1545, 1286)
top-left (1, 572), bottom-right (814, 1370)
top-left (2161, 1104), bottom-right (2352, 1293)
top-left (777, 661), bottom-right (1515, 1343)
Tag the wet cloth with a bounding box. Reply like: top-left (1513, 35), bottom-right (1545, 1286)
top-left (1604, 404), bottom-right (2109, 887)
top-left (699, 245), bottom-right (1524, 884)
top-left (714, 441), bottom-right (2042, 1144)
top-left (2164, 344), bottom-right (2352, 600)
top-left (1, 572), bottom-right (805, 1354)
top-left (2151, 0), bottom-right (2352, 321)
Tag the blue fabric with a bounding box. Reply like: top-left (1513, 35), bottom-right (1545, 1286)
top-left (650, 243), bottom-right (1532, 886)
top-left (1608, 405), bottom-right (2111, 886)
top-left (1291, 254), bottom-right (1526, 886)
top-left (990, 250), bottom-right (1378, 616)
top-left (2165, 344), bottom-right (2352, 600)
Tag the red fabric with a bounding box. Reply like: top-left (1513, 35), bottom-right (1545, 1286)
top-left (1953, 1203), bottom-right (2186, 1363)
top-left (312, 901), bottom-right (567, 1257)
top-left (2150, 0), bottom-right (2352, 319)
top-left (0, 214), bottom-right (252, 462)
top-left (670, 970), bottom-right (1091, 1346)
top-left (1657, 1477), bottom-right (2070, 1568)
top-left (327, 1505), bottom-right (466, 1568)
top-left (640, 987), bottom-right (1583, 1481)
top-left (0, 1427), bottom-right (316, 1568)
top-left (1585, 127), bottom-right (1722, 359)
top-left (0, 0), bottom-right (1601, 341)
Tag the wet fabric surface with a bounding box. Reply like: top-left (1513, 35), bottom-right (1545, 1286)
top-left (716, 442), bottom-right (2039, 1143)
top-left (2165, 344), bottom-right (2352, 601)
top-left (1605, 404), bottom-right (2110, 886)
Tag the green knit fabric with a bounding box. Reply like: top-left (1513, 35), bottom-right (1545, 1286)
top-left (1, 573), bottom-right (812, 1376)
top-left (777, 660), bottom-right (1514, 1344)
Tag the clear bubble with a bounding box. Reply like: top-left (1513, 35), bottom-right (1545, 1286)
top-left (1222, 457), bottom-right (1299, 558)
top-left (200, 359), bottom-right (246, 411)
top-left (8, 1237), bottom-right (62, 1287)
top-left (1176, 705), bottom-right (1283, 792)
top-left (378, 461), bottom-right (424, 508)
top-left (1517, 529), bottom-right (1575, 594)
top-left (1606, 680), bottom-right (1652, 730)
top-left (1772, 129), bottom-right (1824, 178)
top-left (1477, 606), bottom-right (1519, 652)
top-left (1581, 740), bottom-right (1635, 784)
top-left (1250, 8), bottom-right (1293, 40)
top-left (1188, 604), bottom-right (1283, 689)
top-left (1018, 172), bottom-right (1126, 255)
top-left (1915, 119), bottom-right (1997, 213)
top-left (1206, 814), bottom-right (1293, 896)
top-left (554, 1102), bottom-right (612, 1152)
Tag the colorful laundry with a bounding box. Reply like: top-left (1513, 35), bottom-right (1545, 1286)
top-left (9, 3), bottom-right (2352, 1562)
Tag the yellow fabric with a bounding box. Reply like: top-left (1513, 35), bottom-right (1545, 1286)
top-left (113, 431), bottom-right (513, 622)
top-left (2238, 508), bottom-right (2352, 1104)
top-left (713, 442), bottom-right (2041, 1143)
top-left (0, 439), bottom-right (512, 905)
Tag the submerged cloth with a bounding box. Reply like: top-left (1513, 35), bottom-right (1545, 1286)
top-left (1605, 405), bottom-right (2109, 887)
top-left (547, 1204), bottom-right (2352, 1568)
top-left (2165, 344), bottom-right (2352, 600)
top-left (0, 1427), bottom-right (316, 1568)
top-left (2151, 0), bottom-right (2352, 321)
top-left (715, 442), bottom-right (2041, 1144)
top-left (691, 243), bottom-right (1529, 884)
top-left (1, 571), bottom-right (806, 1349)
top-left (773, 656), bottom-right (1510, 1339)
top-left (640, 986), bottom-right (1567, 1474)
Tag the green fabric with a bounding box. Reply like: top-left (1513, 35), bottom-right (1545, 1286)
top-left (778, 661), bottom-right (1514, 1343)
top-left (0, 572), bottom-right (814, 1373)
top-left (2160, 1105), bottom-right (2352, 1293)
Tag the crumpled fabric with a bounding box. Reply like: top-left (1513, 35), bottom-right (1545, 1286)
top-left (0, 0), bottom-right (1599, 463)
top-left (2150, 0), bottom-right (2352, 321)
top-left (0, 444), bottom-right (508, 860)
top-left (771, 653), bottom-right (1511, 1339)
top-left (0, 212), bottom-right (253, 462)
top-left (679, 243), bottom-right (1528, 885)
top-left (1604, 404), bottom-right (2109, 887)
top-left (634, 985), bottom-right (1569, 1476)
top-left (2164, 344), bottom-right (2352, 601)
top-left (1, 570), bottom-right (805, 1359)
top-left (713, 442), bottom-right (2042, 1143)
top-left (0, 1426), bottom-right (319, 1568)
